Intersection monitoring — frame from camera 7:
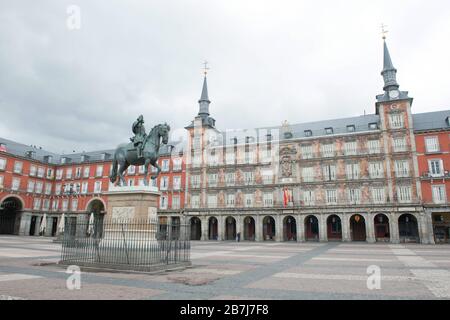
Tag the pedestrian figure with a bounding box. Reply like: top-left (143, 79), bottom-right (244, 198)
top-left (236, 232), bottom-right (241, 242)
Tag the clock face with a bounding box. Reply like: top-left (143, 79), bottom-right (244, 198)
top-left (389, 90), bottom-right (400, 99)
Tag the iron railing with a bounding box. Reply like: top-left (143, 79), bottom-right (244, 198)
top-left (60, 218), bottom-right (190, 271)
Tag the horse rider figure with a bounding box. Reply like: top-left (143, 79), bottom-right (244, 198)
top-left (130, 115), bottom-right (147, 158)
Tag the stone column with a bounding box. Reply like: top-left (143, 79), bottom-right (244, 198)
top-left (255, 215), bottom-right (263, 242)
top-left (319, 214), bottom-right (328, 242)
top-left (217, 215), bottom-right (225, 241)
top-left (45, 215), bottom-right (53, 237)
top-left (275, 214), bottom-right (283, 242)
top-left (342, 213), bottom-right (351, 242)
top-left (236, 215), bottom-right (242, 240)
top-left (389, 213), bottom-right (400, 244)
top-left (419, 212), bottom-right (434, 244)
top-left (297, 214), bottom-right (305, 242)
top-left (366, 214), bottom-right (376, 243)
top-left (200, 215), bottom-right (208, 241)
top-left (18, 213), bottom-right (31, 236)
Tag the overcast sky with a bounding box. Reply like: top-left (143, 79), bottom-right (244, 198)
top-left (1, 0), bottom-right (450, 154)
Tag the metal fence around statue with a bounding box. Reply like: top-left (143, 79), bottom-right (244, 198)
top-left (59, 217), bottom-right (191, 272)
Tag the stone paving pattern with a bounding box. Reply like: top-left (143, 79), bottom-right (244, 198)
top-left (1, 236), bottom-right (450, 300)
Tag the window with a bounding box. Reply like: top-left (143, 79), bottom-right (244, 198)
top-left (432, 185), bottom-right (446, 204)
top-left (0, 158), bottom-right (6, 170)
top-left (193, 155), bottom-right (201, 167)
top-left (344, 141), bottom-right (358, 155)
top-left (244, 171), bottom-right (254, 185)
top-left (33, 198), bottom-right (41, 210)
top-left (322, 165), bottom-right (336, 181)
top-left (303, 190), bottom-right (315, 206)
top-left (348, 188), bottom-right (361, 204)
top-left (128, 179), bottom-right (134, 187)
top-left (371, 187), bottom-right (385, 204)
top-left (14, 161), bottom-right (23, 174)
top-left (321, 143), bottom-right (335, 158)
top-left (394, 160), bottom-right (410, 178)
top-left (45, 183), bottom-right (52, 195)
top-left (173, 176), bottom-right (181, 190)
top-left (96, 165), bottom-right (103, 177)
top-left (208, 195), bottom-right (217, 208)
top-left (245, 194), bottom-right (253, 207)
top-left (226, 150), bottom-right (235, 164)
top-left (173, 158), bottom-right (182, 171)
top-left (127, 165), bottom-right (135, 174)
top-left (160, 176), bottom-right (169, 190)
top-left (369, 162), bottom-right (384, 179)
top-left (37, 167), bottom-right (45, 178)
top-left (367, 139), bottom-right (380, 154)
top-left (304, 130), bottom-right (312, 137)
top-left (397, 186), bottom-right (412, 203)
top-left (71, 199), bottom-right (78, 211)
top-left (261, 148), bottom-right (271, 163)
top-left (160, 196), bottom-right (168, 209)
top-left (81, 182), bottom-right (88, 194)
top-left (347, 125), bottom-right (356, 132)
top-left (172, 196), bottom-right (180, 209)
top-left (346, 163), bottom-right (360, 180)
top-left (325, 127), bottom-right (334, 135)
top-left (139, 165), bottom-right (145, 174)
top-left (66, 168), bottom-right (72, 179)
top-left (74, 167), bottom-right (81, 179)
top-left (245, 151), bottom-right (254, 164)
top-left (393, 137), bottom-right (407, 152)
top-left (46, 168), bottom-right (53, 179)
top-left (226, 172), bottom-right (235, 186)
top-left (301, 145), bottom-right (313, 159)
top-left (55, 183), bottom-right (61, 195)
top-left (56, 169), bottom-right (63, 180)
top-left (429, 159), bottom-right (444, 177)
top-left (326, 189), bottom-right (337, 205)
top-left (29, 165), bottom-right (37, 176)
top-left (390, 113), bottom-right (404, 129)
top-left (0, 175), bottom-right (3, 188)
top-left (43, 199), bottom-right (50, 211)
top-left (369, 123), bottom-right (378, 130)
top-left (35, 181), bottom-right (43, 194)
top-left (94, 181), bottom-right (102, 193)
top-left (62, 199), bottom-right (69, 211)
top-left (191, 195), bottom-right (200, 208)
top-left (27, 180), bottom-right (35, 193)
top-left (425, 136), bottom-right (440, 153)
top-left (302, 167), bottom-right (315, 182)
top-left (161, 160), bottom-right (169, 172)
top-left (263, 193), bottom-right (273, 207)
top-left (191, 175), bottom-right (200, 188)
top-left (262, 170), bottom-right (273, 184)
top-left (208, 152), bottom-right (219, 166)
top-left (52, 200), bottom-right (59, 211)
top-left (208, 173), bottom-right (218, 187)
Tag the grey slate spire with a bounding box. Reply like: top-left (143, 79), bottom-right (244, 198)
top-left (381, 40), bottom-right (399, 92)
top-left (198, 76), bottom-right (210, 116)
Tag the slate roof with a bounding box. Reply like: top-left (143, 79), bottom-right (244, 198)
top-left (413, 110), bottom-right (450, 132)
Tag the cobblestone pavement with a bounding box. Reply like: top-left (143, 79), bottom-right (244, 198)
top-left (1, 235), bottom-right (450, 300)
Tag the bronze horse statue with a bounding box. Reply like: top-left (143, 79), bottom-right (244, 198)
top-left (109, 123), bottom-right (170, 186)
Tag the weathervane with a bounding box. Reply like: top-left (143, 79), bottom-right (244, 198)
top-left (203, 60), bottom-right (209, 76)
top-left (381, 23), bottom-right (388, 40)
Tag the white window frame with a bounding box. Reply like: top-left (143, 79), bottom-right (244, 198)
top-left (302, 167), bottom-right (315, 183)
top-left (394, 160), bottom-right (410, 178)
top-left (326, 189), bottom-right (338, 205)
top-left (344, 141), bottom-right (358, 156)
top-left (27, 180), bottom-right (35, 193)
top-left (208, 195), bottom-right (217, 208)
top-left (322, 165), bottom-right (336, 181)
top-left (393, 137), bottom-right (407, 152)
top-left (346, 163), bottom-right (360, 180)
top-left (14, 161), bottom-right (23, 174)
top-left (425, 136), bottom-right (440, 153)
top-left (29, 165), bottom-right (37, 177)
top-left (0, 158), bottom-right (6, 170)
top-left (397, 186), bottom-right (412, 203)
top-left (96, 165), bottom-right (103, 177)
top-left (390, 113), bottom-right (404, 129)
top-left (321, 143), bottom-right (335, 158)
top-left (301, 145), bottom-right (313, 160)
top-left (429, 159), bottom-right (444, 178)
top-left (371, 187), bottom-right (385, 204)
top-left (369, 162), bottom-right (384, 179)
top-left (432, 185), bottom-right (447, 204)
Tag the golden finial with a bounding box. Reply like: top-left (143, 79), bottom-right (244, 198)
top-left (381, 23), bottom-right (388, 40)
top-left (202, 60), bottom-right (209, 76)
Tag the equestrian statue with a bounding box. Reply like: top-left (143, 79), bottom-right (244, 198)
top-left (109, 115), bottom-right (171, 186)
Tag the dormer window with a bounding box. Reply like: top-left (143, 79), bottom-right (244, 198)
top-left (101, 153), bottom-right (111, 161)
top-left (304, 130), bottom-right (312, 137)
top-left (81, 155), bottom-right (90, 162)
top-left (43, 155), bottom-right (53, 163)
top-left (266, 134), bottom-right (272, 142)
top-left (325, 127), bottom-right (333, 135)
top-left (446, 117), bottom-right (450, 127)
top-left (26, 151), bottom-right (36, 159)
top-left (369, 123), bottom-right (378, 130)
top-left (347, 125), bottom-right (355, 133)
top-left (61, 157), bottom-right (71, 164)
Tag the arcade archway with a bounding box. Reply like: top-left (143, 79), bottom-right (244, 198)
top-left (399, 214), bottom-right (420, 243)
top-left (225, 216), bottom-right (236, 240)
top-left (305, 215), bottom-right (319, 241)
top-left (263, 216), bottom-right (275, 241)
top-left (283, 216), bottom-right (297, 241)
top-left (327, 215), bottom-right (342, 241)
top-left (208, 217), bottom-right (218, 240)
top-left (374, 214), bottom-right (390, 242)
top-left (0, 196), bottom-right (22, 235)
top-left (350, 214), bottom-right (366, 241)
top-left (243, 216), bottom-right (255, 241)
top-left (190, 217), bottom-right (201, 240)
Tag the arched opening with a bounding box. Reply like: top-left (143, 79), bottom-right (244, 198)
top-left (305, 215), bottom-right (319, 241)
top-left (432, 213), bottom-right (450, 244)
top-left (190, 217), bottom-right (201, 240)
top-left (283, 216), bottom-right (297, 241)
top-left (350, 214), bottom-right (366, 241)
top-left (327, 215), bottom-right (342, 241)
top-left (225, 216), bottom-right (236, 240)
top-left (263, 216), bottom-right (276, 241)
top-left (399, 214), bottom-right (420, 243)
top-left (374, 214), bottom-right (390, 242)
top-left (243, 216), bottom-right (255, 241)
top-left (86, 199), bottom-right (106, 238)
top-left (0, 197), bottom-right (22, 235)
top-left (208, 217), bottom-right (218, 240)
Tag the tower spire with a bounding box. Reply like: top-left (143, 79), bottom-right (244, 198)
top-left (198, 61), bottom-right (211, 116)
top-left (380, 25), bottom-right (399, 92)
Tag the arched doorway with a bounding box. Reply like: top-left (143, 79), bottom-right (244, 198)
top-left (243, 216), bottom-right (255, 241)
top-left (208, 217), bottom-right (218, 240)
top-left (283, 216), bottom-right (297, 241)
top-left (263, 216), bottom-right (275, 241)
top-left (327, 215), bottom-right (342, 241)
top-left (225, 216), bottom-right (236, 240)
top-left (399, 214), bottom-right (420, 243)
top-left (350, 214), bottom-right (366, 241)
top-left (190, 217), bottom-right (201, 240)
top-left (374, 214), bottom-right (390, 242)
top-left (305, 215), bottom-right (319, 241)
top-left (86, 199), bottom-right (106, 238)
top-left (0, 197), bottom-right (22, 235)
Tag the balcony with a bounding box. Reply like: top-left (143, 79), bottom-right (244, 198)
top-left (421, 171), bottom-right (450, 180)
